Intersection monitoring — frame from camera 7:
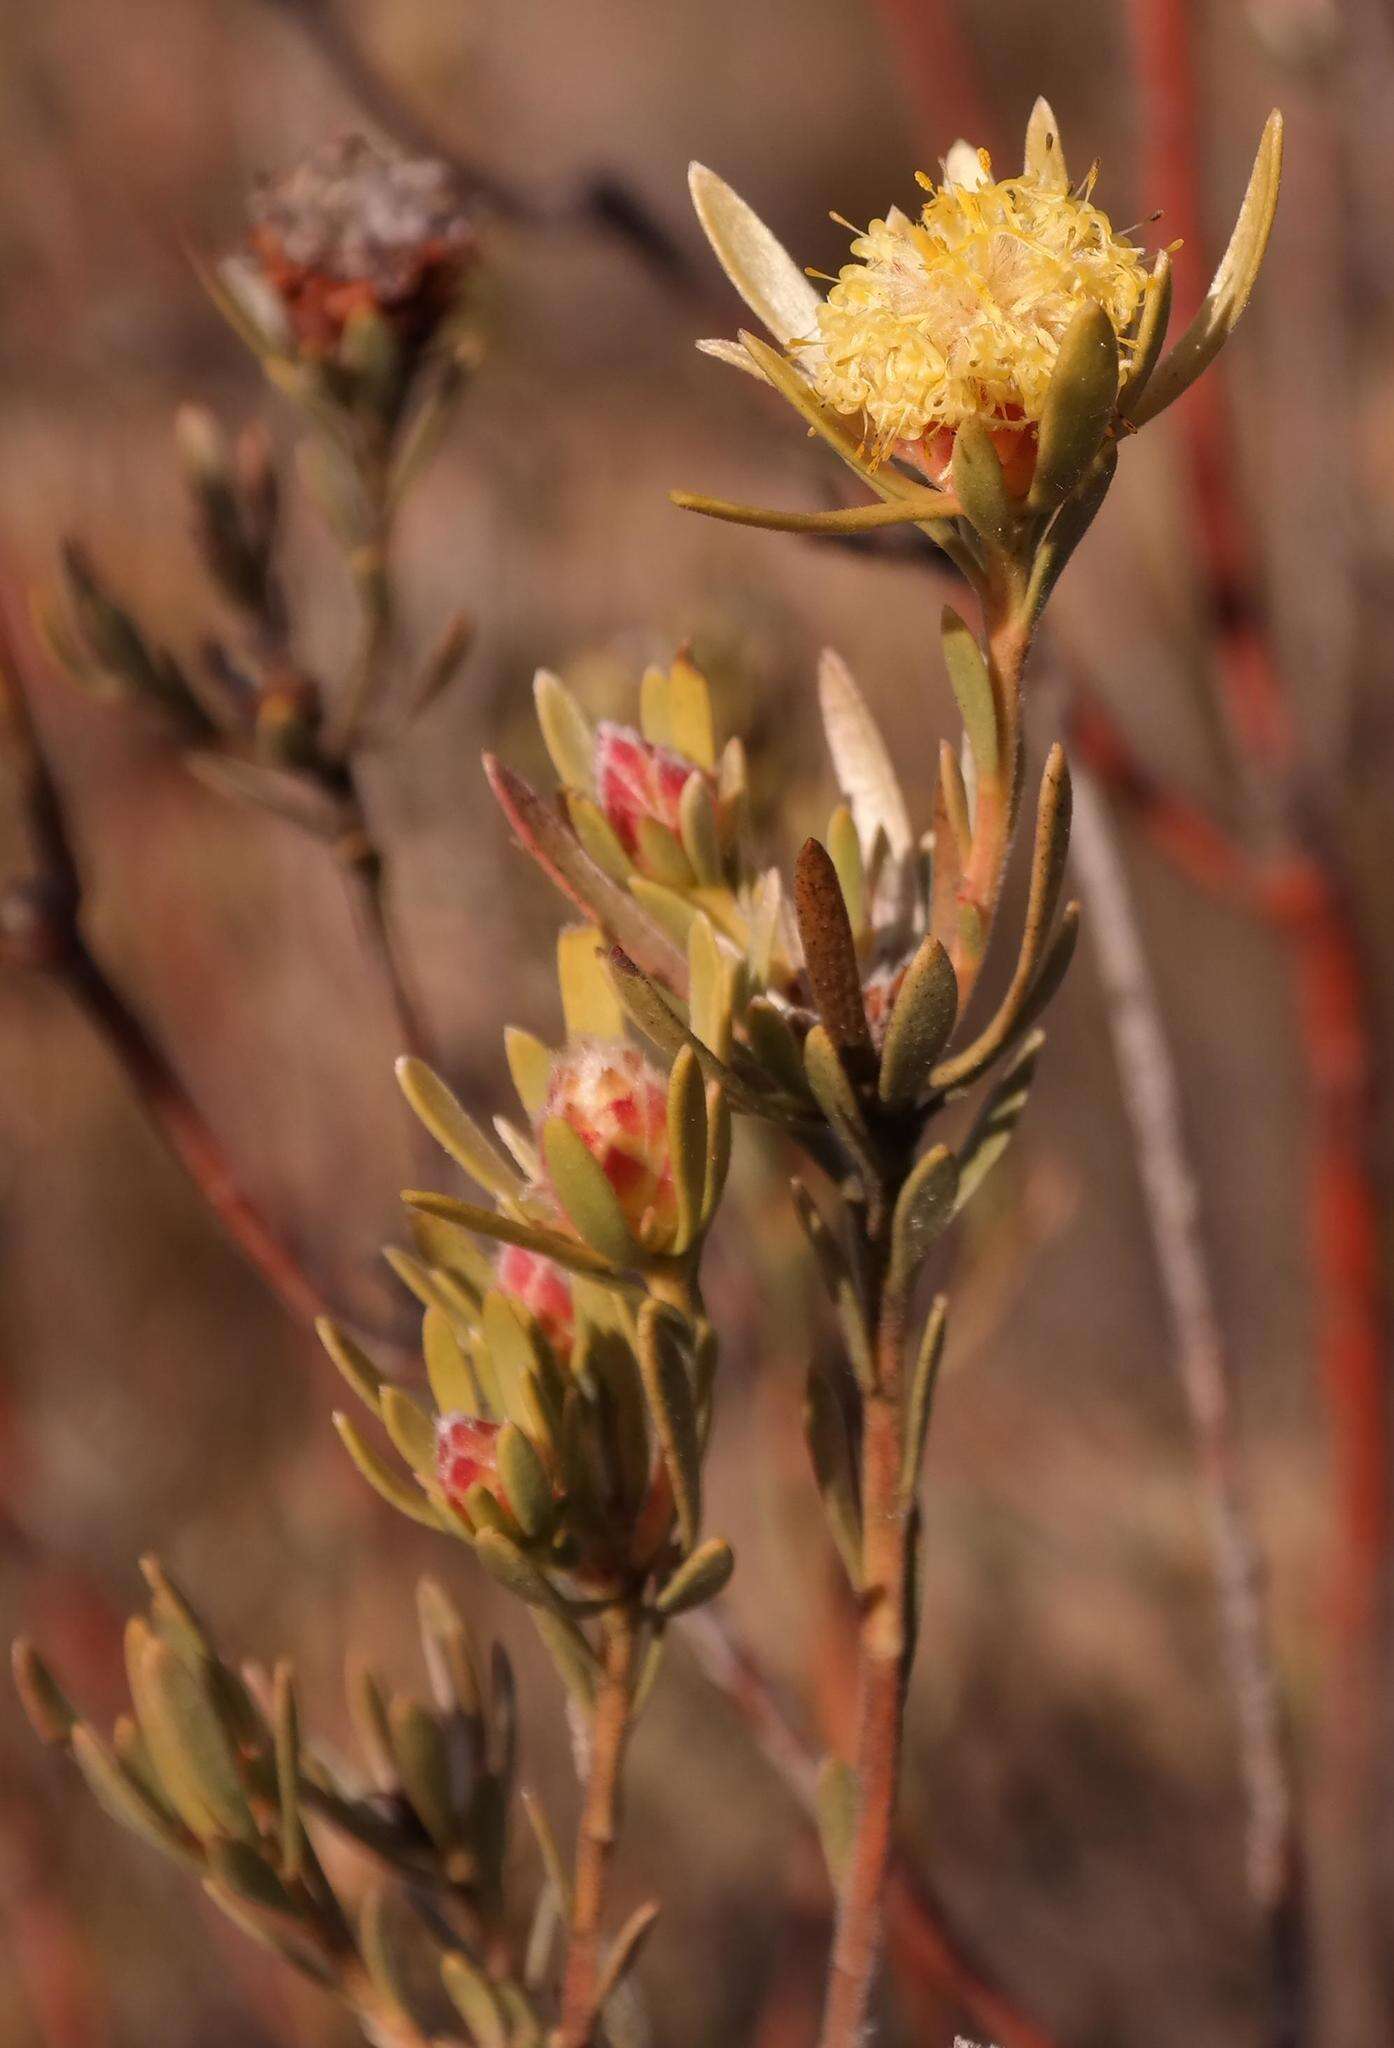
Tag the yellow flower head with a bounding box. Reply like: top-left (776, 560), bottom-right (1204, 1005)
top-left (807, 142), bottom-right (1152, 464)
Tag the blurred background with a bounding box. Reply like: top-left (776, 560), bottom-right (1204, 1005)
top-left (3, 1), bottom-right (1393, 2044)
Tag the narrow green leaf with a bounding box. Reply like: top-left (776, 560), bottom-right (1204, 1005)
top-left (655, 1536), bottom-right (735, 1616)
top-left (389, 1696), bottom-right (455, 1850)
top-left (879, 936), bottom-right (958, 1108)
top-left (805, 1367), bottom-right (862, 1588)
top-left (395, 1057), bottom-right (522, 1200)
top-left (932, 745), bottom-right (1072, 1089)
top-left (679, 771), bottom-right (724, 886)
top-left (637, 1301), bottom-right (702, 1552)
top-left (423, 1305), bottom-right (484, 1416)
top-left (486, 756), bottom-right (689, 997)
top-left (889, 1144), bottom-right (960, 1287)
top-left (940, 608), bottom-right (999, 786)
top-left (71, 1723), bottom-right (200, 1865)
top-left (1129, 111), bottom-right (1284, 428)
top-left (557, 923), bottom-right (628, 1042)
top-left (950, 417), bottom-right (1018, 553)
top-left (272, 1661), bottom-right (302, 1881)
top-left (381, 1387), bottom-right (438, 1478)
top-left (472, 1530), bottom-right (557, 1610)
top-left (534, 668), bottom-right (596, 791)
top-left (496, 1424), bottom-right (556, 1540)
top-left (505, 1026), bottom-right (555, 1118)
top-left (901, 1296), bottom-right (948, 1508)
top-left (401, 1191), bottom-right (614, 1280)
top-left (333, 1412), bottom-right (447, 1530)
top-left (531, 1610), bottom-right (599, 1715)
top-left (11, 1641), bottom-right (76, 1746)
top-left (315, 1317), bottom-right (385, 1417)
top-left (542, 1117), bottom-right (640, 1266)
top-left (666, 1044), bottom-right (709, 1255)
top-left (1028, 302), bottom-right (1119, 514)
top-left (1117, 249), bottom-right (1174, 418)
top-left (442, 1953), bottom-right (508, 2048)
top-left (954, 1031), bottom-right (1044, 1211)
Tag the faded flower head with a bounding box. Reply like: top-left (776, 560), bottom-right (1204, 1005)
top-left (247, 134), bottom-right (476, 358)
top-left (594, 721), bottom-right (711, 860)
top-left (495, 1243), bottom-right (576, 1363)
top-left (543, 1041), bottom-right (676, 1242)
top-left (808, 145), bottom-right (1151, 470)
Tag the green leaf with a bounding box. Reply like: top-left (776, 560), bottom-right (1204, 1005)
top-left (1027, 302), bottom-right (1119, 514)
top-left (933, 745), bottom-right (1073, 1089)
top-left (1129, 111), bottom-right (1284, 428)
top-left (950, 417), bottom-right (1018, 553)
top-left (655, 1536), bottom-right (735, 1616)
top-left (901, 1296), bottom-right (948, 1508)
top-left (472, 1530), bottom-right (557, 1611)
top-left (940, 608), bottom-right (999, 786)
top-left (505, 1025), bottom-right (555, 1118)
top-left (804, 1367), bottom-right (861, 1588)
top-left (333, 1412), bottom-right (447, 1531)
top-left (442, 1953), bottom-right (508, 2048)
top-left (816, 648), bottom-right (913, 861)
top-left (486, 756), bottom-right (689, 997)
top-left (128, 1631), bottom-right (256, 1844)
top-left (71, 1723), bottom-right (200, 1865)
top-left (635, 816), bottom-right (697, 889)
top-left (679, 771), bottom-right (724, 886)
top-left (314, 1317), bottom-right (385, 1417)
top-left (542, 1117), bottom-right (641, 1266)
top-left (557, 923), bottom-right (628, 1042)
top-left (878, 935), bottom-right (958, 1108)
top-left (395, 1057), bottom-right (522, 1201)
top-left (496, 1424), bottom-right (557, 1541)
top-left (381, 1386), bottom-right (439, 1477)
top-left (1117, 249), bottom-right (1174, 418)
top-left (595, 1900), bottom-right (662, 2014)
top-left (827, 804), bottom-right (865, 937)
top-left (803, 1026), bottom-right (878, 1187)
top-left (11, 1641), bottom-right (76, 1746)
top-left (889, 1144), bottom-right (960, 1288)
top-left (954, 1031), bottom-right (1044, 1212)
top-left (666, 1044), bottom-right (709, 1255)
top-left (272, 1661), bottom-right (303, 1881)
top-left (401, 1191), bottom-right (615, 1279)
top-left (423, 1305), bottom-right (485, 1416)
top-left (389, 1696), bottom-right (455, 1850)
top-left (637, 1301), bottom-right (702, 1552)
top-left (566, 789), bottom-right (633, 882)
top-left (531, 1610), bottom-right (599, 1715)
top-left (687, 913), bottom-right (736, 1063)
top-left (534, 668), bottom-right (596, 790)
top-left (701, 1079), bottom-right (732, 1226)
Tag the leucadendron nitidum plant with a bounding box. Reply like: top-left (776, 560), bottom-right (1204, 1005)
top-left (14, 96), bottom-right (1283, 2048)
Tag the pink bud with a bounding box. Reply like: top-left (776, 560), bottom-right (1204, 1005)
top-left (594, 722), bottom-right (706, 860)
top-left (543, 1041), bottom-right (676, 1241)
top-left (902, 415), bottom-right (1038, 499)
top-left (495, 1243), bottom-right (576, 1362)
top-left (436, 1414), bottom-right (503, 1508)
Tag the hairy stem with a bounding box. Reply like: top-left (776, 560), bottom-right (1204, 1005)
top-left (558, 1606), bottom-right (639, 2048)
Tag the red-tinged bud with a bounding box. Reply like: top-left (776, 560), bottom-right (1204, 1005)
top-left (495, 1244), bottom-right (576, 1363)
top-left (861, 953), bottom-right (913, 1050)
top-left (436, 1414), bottom-right (503, 1508)
top-left (543, 1041), bottom-right (676, 1241)
top-left (594, 721), bottom-right (708, 861)
top-left (904, 414), bottom-right (1038, 498)
top-left (247, 136), bottom-right (476, 364)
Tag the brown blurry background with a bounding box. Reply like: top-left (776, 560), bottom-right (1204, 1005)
top-left (3, 2), bottom-right (1394, 2044)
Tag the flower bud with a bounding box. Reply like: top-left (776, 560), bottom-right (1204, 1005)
top-left (495, 1244), bottom-right (576, 1363)
top-left (436, 1414), bottom-right (504, 1508)
top-left (542, 1042), bottom-right (676, 1242)
top-left (594, 722), bottom-right (709, 868)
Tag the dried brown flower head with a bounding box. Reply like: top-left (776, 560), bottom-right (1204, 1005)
top-left (248, 134), bottom-right (476, 357)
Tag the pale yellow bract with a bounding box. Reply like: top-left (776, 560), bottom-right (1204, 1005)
top-left (807, 152), bottom-right (1153, 461)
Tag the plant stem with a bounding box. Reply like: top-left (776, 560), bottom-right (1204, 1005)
top-left (949, 588), bottom-right (1029, 1010)
top-left (557, 1605), bottom-right (639, 2048)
